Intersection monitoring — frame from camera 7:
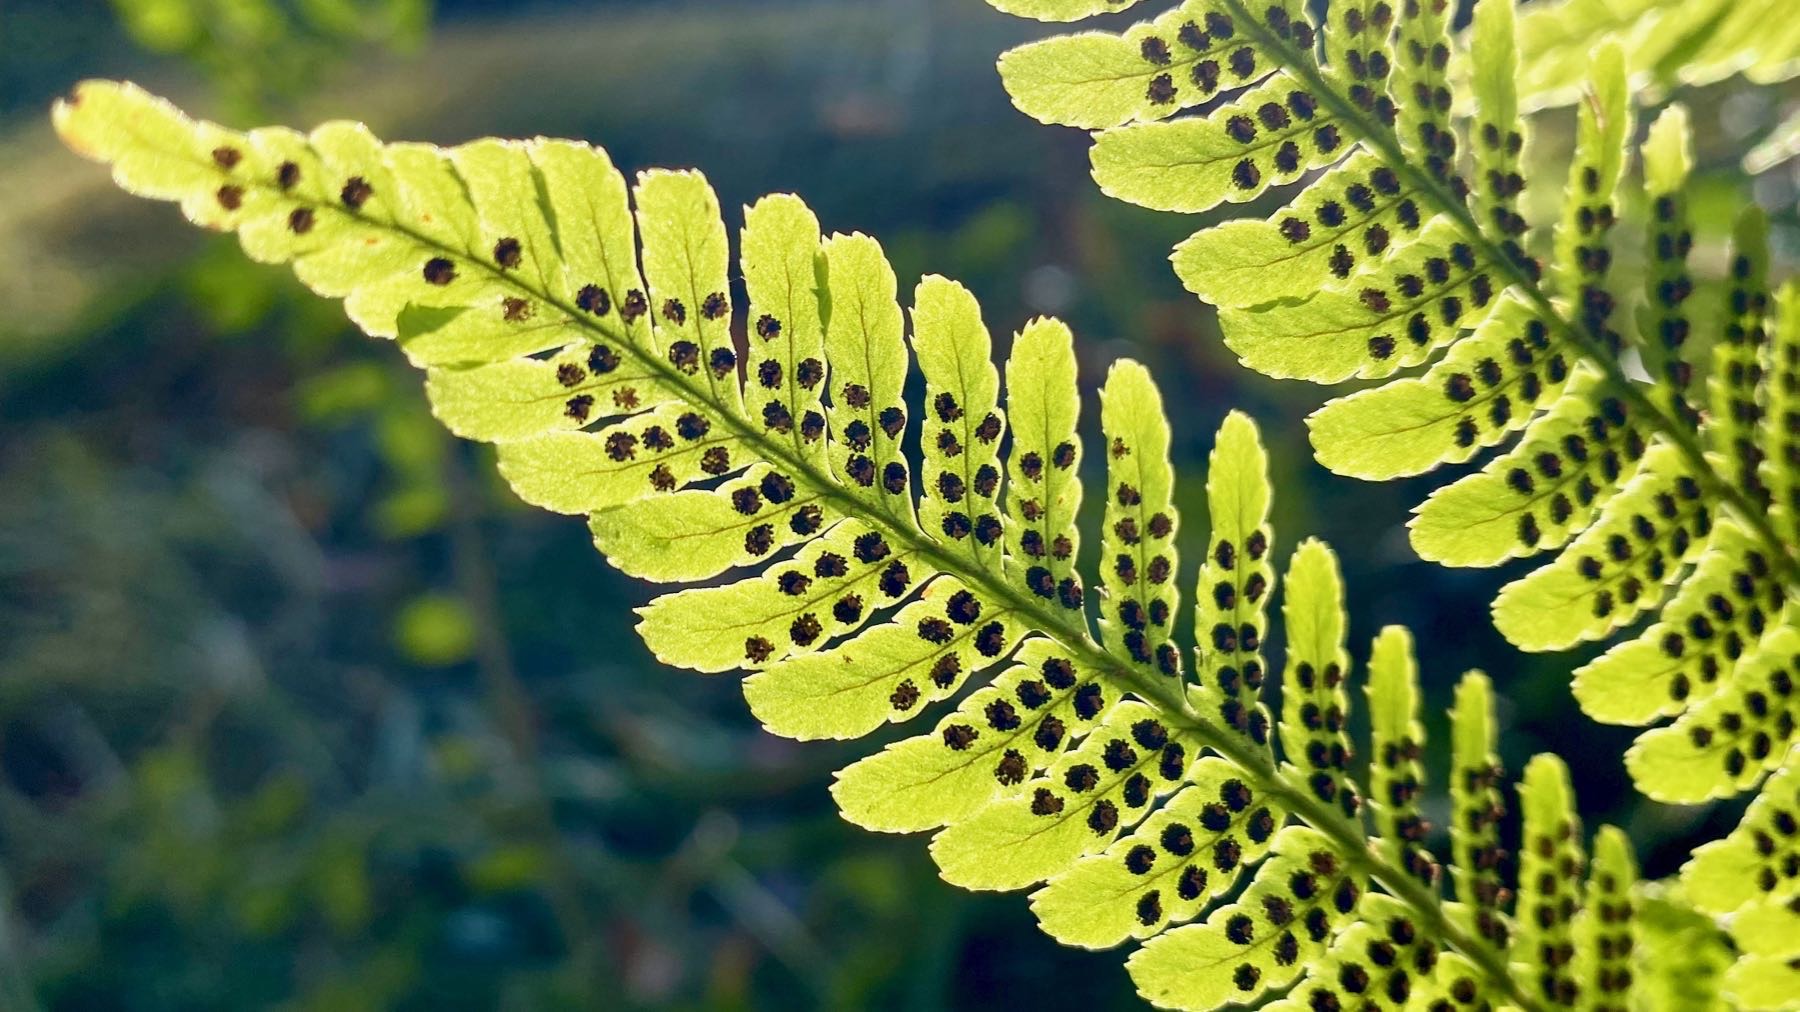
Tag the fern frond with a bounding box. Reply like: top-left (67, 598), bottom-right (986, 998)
top-left (991, 2), bottom-right (1799, 983)
top-left (51, 79), bottom-right (1732, 1011)
top-left (1500, 0), bottom-right (1800, 112)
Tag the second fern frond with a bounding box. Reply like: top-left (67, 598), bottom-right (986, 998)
top-left (991, 2), bottom-right (1800, 1001)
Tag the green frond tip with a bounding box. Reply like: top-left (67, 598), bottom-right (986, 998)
top-left (1201, 411), bottom-right (1270, 569)
top-left (1172, 152), bottom-right (1428, 310)
top-left (1574, 826), bottom-right (1637, 1008)
top-left (1307, 294), bottom-right (1565, 479)
top-left (1365, 627), bottom-right (1416, 781)
top-left (1220, 219), bottom-right (1510, 385)
top-left (1001, 317), bottom-right (1084, 603)
top-left (1583, 42), bottom-right (1631, 195)
top-left (1365, 626), bottom-right (1435, 888)
top-left (1636, 104), bottom-right (1698, 418)
top-left (1448, 671), bottom-right (1510, 953)
top-left (1549, 42), bottom-right (1630, 306)
top-left (1192, 409), bottom-right (1275, 715)
top-left (1489, 443), bottom-right (1704, 652)
top-left (1280, 541), bottom-right (1344, 667)
top-left (1277, 539), bottom-right (1360, 819)
top-left (1641, 104), bottom-right (1693, 195)
top-left (1467, 0), bottom-right (1517, 134)
top-left (1709, 205), bottom-right (1773, 509)
top-left (1514, 753), bottom-right (1586, 1006)
top-left (911, 274), bottom-right (1006, 576)
top-left (1089, 70), bottom-right (1345, 216)
top-left (1630, 572), bottom-right (1794, 784)
top-left (1097, 360), bottom-right (1182, 680)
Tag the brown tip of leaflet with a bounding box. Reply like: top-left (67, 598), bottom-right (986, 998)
top-left (52, 85), bottom-right (100, 157)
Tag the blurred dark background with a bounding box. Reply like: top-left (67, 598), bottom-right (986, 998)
top-left (1, 0), bottom-right (1795, 1008)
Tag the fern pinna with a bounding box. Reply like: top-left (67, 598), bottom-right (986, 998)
top-left (993, 0), bottom-right (1800, 997)
top-left (52, 80), bottom-right (1739, 1010)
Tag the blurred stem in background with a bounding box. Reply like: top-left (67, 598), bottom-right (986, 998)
top-left (440, 437), bottom-right (605, 991)
top-left (108, 0), bottom-right (431, 118)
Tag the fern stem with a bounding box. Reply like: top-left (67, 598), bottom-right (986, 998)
top-left (444, 443), bottom-right (610, 984)
top-left (222, 161), bottom-right (1537, 1009)
top-left (1221, 0), bottom-right (1800, 600)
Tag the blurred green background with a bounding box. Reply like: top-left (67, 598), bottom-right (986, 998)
top-left (1, 1), bottom-right (1796, 1008)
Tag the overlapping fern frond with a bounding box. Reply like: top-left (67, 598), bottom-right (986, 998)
top-left (53, 80), bottom-right (1742, 1010)
top-left (992, 1), bottom-right (1800, 1000)
top-left (1488, 0), bottom-right (1800, 176)
top-left (1478, 0), bottom-right (1800, 112)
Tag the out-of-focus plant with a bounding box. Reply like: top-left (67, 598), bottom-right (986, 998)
top-left (110, 0), bottom-right (430, 116)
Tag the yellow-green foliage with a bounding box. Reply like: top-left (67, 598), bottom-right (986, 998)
top-left (50, 78), bottom-right (1742, 1010)
top-left (992, 0), bottom-right (1800, 1002)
